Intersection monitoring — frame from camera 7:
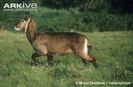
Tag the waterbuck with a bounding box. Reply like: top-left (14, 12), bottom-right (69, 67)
top-left (14, 16), bottom-right (98, 67)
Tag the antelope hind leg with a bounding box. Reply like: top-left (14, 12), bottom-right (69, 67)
top-left (88, 45), bottom-right (92, 53)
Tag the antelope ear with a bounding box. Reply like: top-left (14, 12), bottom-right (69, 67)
top-left (23, 16), bottom-right (31, 22)
top-left (27, 16), bottom-right (33, 22)
top-left (24, 16), bottom-right (28, 21)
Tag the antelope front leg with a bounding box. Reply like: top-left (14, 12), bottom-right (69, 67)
top-left (47, 54), bottom-right (54, 66)
top-left (31, 52), bottom-right (40, 65)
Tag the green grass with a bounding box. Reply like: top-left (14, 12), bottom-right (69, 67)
top-left (0, 30), bottom-right (133, 87)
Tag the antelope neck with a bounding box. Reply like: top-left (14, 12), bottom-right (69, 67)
top-left (26, 23), bottom-right (37, 44)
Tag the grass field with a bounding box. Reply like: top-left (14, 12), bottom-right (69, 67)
top-left (0, 30), bottom-right (133, 87)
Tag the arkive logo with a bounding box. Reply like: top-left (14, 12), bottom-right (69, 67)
top-left (3, 1), bottom-right (37, 11)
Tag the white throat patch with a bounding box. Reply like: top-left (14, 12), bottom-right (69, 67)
top-left (24, 18), bottom-right (30, 33)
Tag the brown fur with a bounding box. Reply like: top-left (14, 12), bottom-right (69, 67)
top-left (15, 17), bottom-right (98, 67)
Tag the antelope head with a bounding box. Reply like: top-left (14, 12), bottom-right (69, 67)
top-left (14, 17), bottom-right (30, 33)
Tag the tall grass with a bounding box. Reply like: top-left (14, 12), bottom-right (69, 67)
top-left (31, 7), bottom-right (133, 32)
top-left (1, 7), bottom-right (133, 32)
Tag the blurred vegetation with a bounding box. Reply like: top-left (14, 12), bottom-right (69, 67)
top-left (0, 0), bottom-right (133, 32)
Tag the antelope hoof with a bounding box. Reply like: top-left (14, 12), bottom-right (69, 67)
top-left (93, 62), bottom-right (98, 68)
top-left (31, 61), bottom-right (39, 66)
top-left (49, 62), bottom-right (54, 66)
top-left (45, 62), bottom-right (54, 67)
